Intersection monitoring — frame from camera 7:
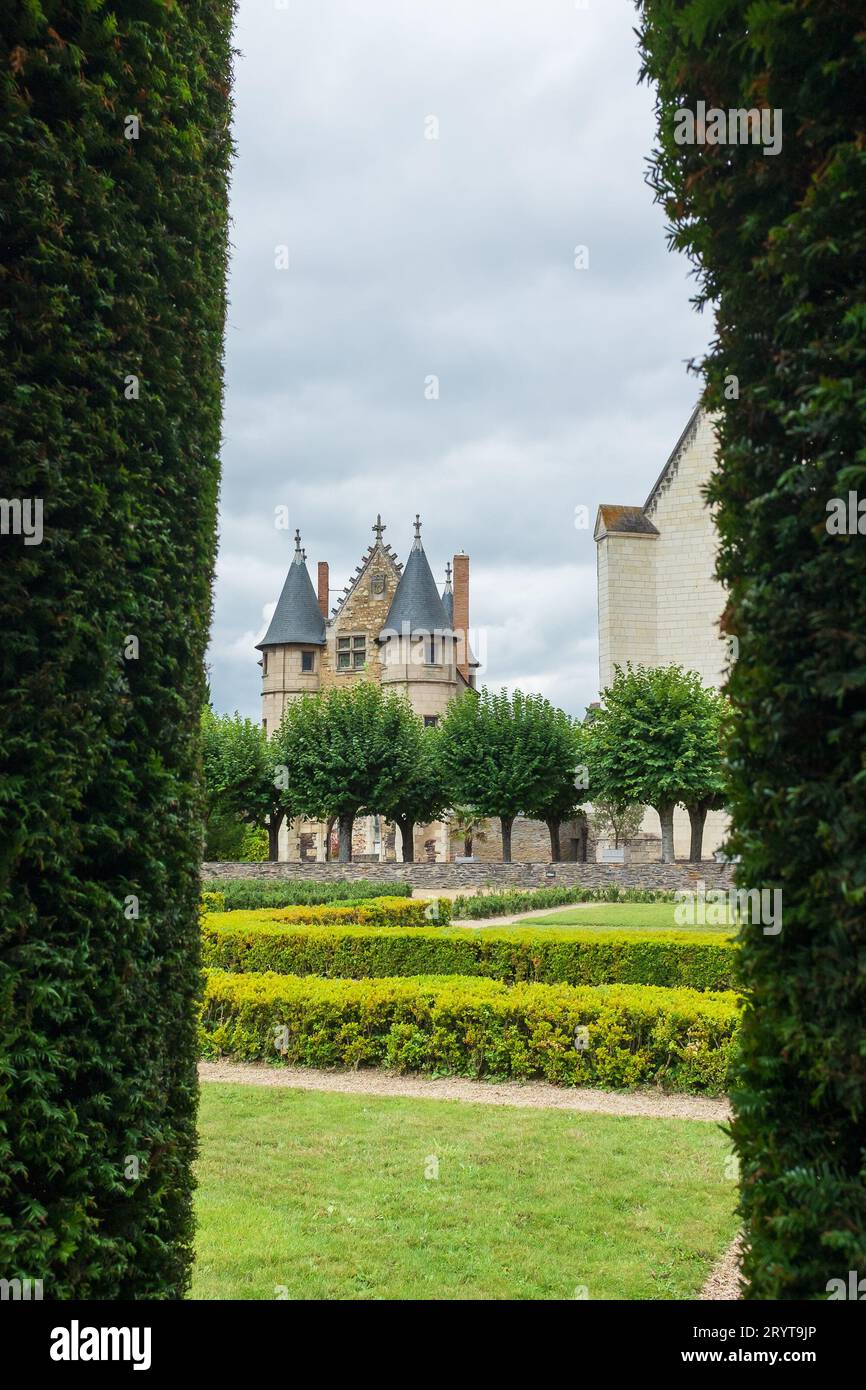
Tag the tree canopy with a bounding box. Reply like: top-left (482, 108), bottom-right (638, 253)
top-left (589, 664), bottom-right (725, 862)
top-left (440, 688), bottom-right (580, 862)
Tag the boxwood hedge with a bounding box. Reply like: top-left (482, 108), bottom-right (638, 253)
top-left (209, 897), bottom-right (452, 929)
top-left (200, 877), bottom-right (413, 911)
top-left (0, 5), bottom-right (232, 1297)
top-left (201, 970), bottom-right (739, 1095)
top-left (453, 884), bottom-right (677, 920)
top-left (202, 921), bottom-right (738, 991)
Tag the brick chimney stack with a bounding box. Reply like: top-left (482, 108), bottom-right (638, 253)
top-left (452, 552), bottom-right (470, 681)
top-left (317, 561), bottom-right (329, 619)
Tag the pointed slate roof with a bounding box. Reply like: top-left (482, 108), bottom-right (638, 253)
top-left (383, 516), bottom-right (452, 635)
top-left (256, 530), bottom-right (326, 649)
top-left (441, 561), bottom-right (454, 624)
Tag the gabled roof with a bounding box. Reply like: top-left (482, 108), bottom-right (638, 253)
top-left (329, 519), bottom-right (402, 622)
top-left (383, 518), bottom-right (451, 635)
top-left (594, 505), bottom-right (659, 540)
top-left (643, 402), bottom-right (702, 514)
top-left (593, 403), bottom-right (705, 542)
top-left (256, 531), bottom-right (326, 649)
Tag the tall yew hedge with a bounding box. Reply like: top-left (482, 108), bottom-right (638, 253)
top-left (0, 3), bottom-right (232, 1296)
top-left (637, 1), bottom-right (866, 1296)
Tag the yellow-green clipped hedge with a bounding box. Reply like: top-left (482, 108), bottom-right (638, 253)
top-left (208, 897), bottom-right (451, 930)
top-left (202, 922), bottom-right (738, 992)
top-left (201, 970), bottom-right (739, 1094)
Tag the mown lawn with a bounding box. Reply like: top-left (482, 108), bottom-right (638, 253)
top-left (527, 902), bottom-right (736, 934)
top-left (192, 1083), bottom-right (737, 1300)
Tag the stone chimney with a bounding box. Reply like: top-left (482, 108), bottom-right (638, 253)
top-left (317, 561), bottom-right (329, 619)
top-left (452, 551), bottom-right (470, 681)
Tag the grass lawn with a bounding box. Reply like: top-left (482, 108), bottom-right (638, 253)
top-left (526, 902), bottom-right (736, 934)
top-left (192, 1083), bottom-right (737, 1300)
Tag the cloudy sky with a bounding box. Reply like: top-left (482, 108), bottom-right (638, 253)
top-left (208, 0), bottom-right (712, 721)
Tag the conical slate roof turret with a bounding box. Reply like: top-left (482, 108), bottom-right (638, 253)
top-left (383, 516), bottom-right (452, 635)
top-left (256, 530), bottom-right (326, 649)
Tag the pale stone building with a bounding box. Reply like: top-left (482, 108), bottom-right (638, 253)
top-left (594, 406), bottom-right (728, 858)
top-left (258, 515), bottom-right (587, 863)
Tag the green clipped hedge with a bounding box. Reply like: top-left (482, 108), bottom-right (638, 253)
top-left (200, 877), bottom-right (413, 910)
top-left (0, 6), bottom-right (232, 1297)
top-left (453, 884), bottom-right (677, 920)
top-left (638, 0), bottom-right (866, 1295)
top-left (201, 970), bottom-right (740, 1094)
top-left (202, 922), bottom-right (738, 991)
top-left (207, 897), bottom-right (451, 930)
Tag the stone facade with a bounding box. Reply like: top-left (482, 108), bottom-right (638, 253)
top-left (202, 859), bottom-right (736, 890)
top-left (594, 407), bottom-right (729, 859)
top-left (259, 518), bottom-right (482, 863)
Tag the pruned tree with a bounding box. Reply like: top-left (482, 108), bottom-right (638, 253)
top-left (590, 664), bottom-right (724, 863)
top-left (523, 707), bottom-right (587, 861)
top-left (380, 724), bottom-right (447, 863)
top-left (280, 682), bottom-right (419, 863)
top-left (440, 687), bottom-right (576, 863)
top-left (679, 686), bottom-right (728, 861)
top-left (201, 708), bottom-right (291, 862)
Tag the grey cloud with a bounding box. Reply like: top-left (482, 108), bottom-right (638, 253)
top-left (209, 0), bottom-right (710, 723)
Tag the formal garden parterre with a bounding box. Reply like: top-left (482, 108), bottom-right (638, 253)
top-left (199, 880), bottom-right (743, 1098)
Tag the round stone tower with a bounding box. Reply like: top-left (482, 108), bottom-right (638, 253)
top-left (378, 515), bottom-right (460, 725)
top-left (257, 529), bottom-right (326, 736)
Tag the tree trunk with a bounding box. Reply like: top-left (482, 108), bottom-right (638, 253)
top-left (324, 815), bottom-right (336, 862)
top-left (338, 812), bottom-right (354, 863)
top-left (687, 803), bottom-right (708, 862)
top-left (396, 816), bottom-right (416, 863)
top-left (546, 817), bottom-right (562, 862)
top-left (463, 833), bottom-right (473, 857)
top-left (657, 803), bottom-right (676, 863)
top-left (500, 815), bottom-right (514, 864)
top-left (267, 811), bottom-right (284, 863)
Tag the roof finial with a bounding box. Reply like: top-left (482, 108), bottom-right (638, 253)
top-left (372, 514), bottom-right (386, 541)
top-left (414, 513), bottom-right (422, 541)
top-left (293, 527), bottom-right (302, 559)
top-left (445, 561), bottom-right (452, 585)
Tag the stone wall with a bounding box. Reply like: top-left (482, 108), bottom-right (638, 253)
top-left (201, 859), bottom-right (736, 890)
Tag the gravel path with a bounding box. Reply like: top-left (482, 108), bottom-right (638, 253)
top-left (700, 1236), bottom-right (744, 1300)
top-left (199, 1060), bottom-right (730, 1122)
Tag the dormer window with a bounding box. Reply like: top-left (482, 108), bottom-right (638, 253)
top-left (337, 635), bottom-right (366, 670)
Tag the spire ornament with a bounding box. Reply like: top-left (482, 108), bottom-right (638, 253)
top-left (372, 514), bottom-right (386, 542)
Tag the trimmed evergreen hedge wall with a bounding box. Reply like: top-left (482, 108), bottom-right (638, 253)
top-left (637, 1), bottom-right (866, 1295)
top-left (201, 970), bottom-right (740, 1094)
top-left (202, 922), bottom-right (739, 991)
top-left (200, 877), bottom-right (414, 911)
top-left (0, 5), bottom-right (232, 1297)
